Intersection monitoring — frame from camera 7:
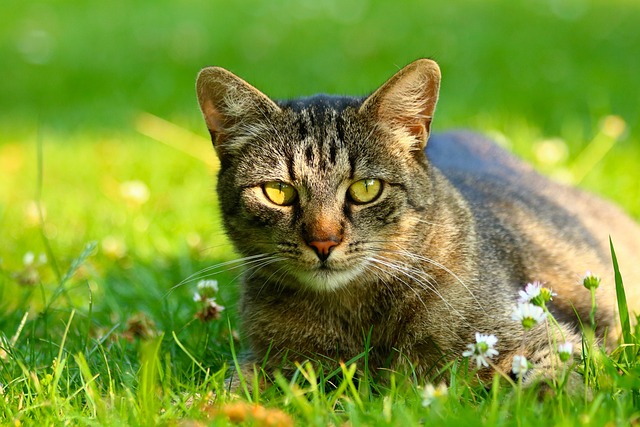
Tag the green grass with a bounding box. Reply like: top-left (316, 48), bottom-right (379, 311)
top-left (2, 0), bottom-right (640, 425)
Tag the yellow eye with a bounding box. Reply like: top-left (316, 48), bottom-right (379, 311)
top-left (348, 178), bottom-right (382, 204)
top-left (262, 181), bottom-right (297, 206)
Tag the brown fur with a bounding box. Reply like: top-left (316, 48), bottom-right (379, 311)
top-left (196, 59), bottom-right (640, 386)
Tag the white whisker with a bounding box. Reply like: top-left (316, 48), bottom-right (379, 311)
top-left (244, 257), bottom-right (288, 282)
top-left (367, 256), bottom-right (431, 308)
top-left (367, 256), bottom-right (465, 320)
top-left (387, 244), bottom-right (486, 314)
top-left (166, 253), bottom-right (276, 296)
top-left (256, 264), bottom-right (292, 298)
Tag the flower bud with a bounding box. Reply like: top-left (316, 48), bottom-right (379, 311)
top-left (557, 342), bottom-right (573, 362)
top-left (582, 271), bottom-right (601, 290)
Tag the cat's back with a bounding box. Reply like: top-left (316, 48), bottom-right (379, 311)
top-left (427, 131), bottom-right (631, 230)
top-left (427, 131), bottom-right (640, 312)
top-left (426, 131), bottom-right (637, 240)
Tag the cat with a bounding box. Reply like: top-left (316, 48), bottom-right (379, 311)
top-left (195, 59), bottom-right (640, 387)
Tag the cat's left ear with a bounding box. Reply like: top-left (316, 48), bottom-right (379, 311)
top-left (360, 59), bottom-right (441, 150)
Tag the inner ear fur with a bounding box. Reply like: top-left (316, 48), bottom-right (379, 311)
top-left (360, 59), bottom-right (441, 150)
top-left (196, 67), bottom-right (281, 147)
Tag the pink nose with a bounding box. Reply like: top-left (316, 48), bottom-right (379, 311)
top-left (307, 240), bottom-right (340, 261)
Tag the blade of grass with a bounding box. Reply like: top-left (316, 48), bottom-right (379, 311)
top-left (74, 352), bottom-right (105, 421)
top-left (9, 311), bottom-right (29, 347)
top-left (138, 335), bottom-right (163, 425)
top-left (56, 309), bottom-right (75, 364)
top-left (43, 241), bottom-right (97, 313)
top-left (609, 237), bottom-right (633, 363)
top-left (227, 317), bottom-right (251, 401)
top-left (171, 331), bottom-right (209, 376)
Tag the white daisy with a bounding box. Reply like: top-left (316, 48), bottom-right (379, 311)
top-left (421, 383), bottom-right (448, 407)
top-left (511, 355), bottom-right (530, 378)
top-left (511, 303), bottom-right (547, 330)
top-left (518, 281), bottom-right (556, 306)
top-left (462, 333), bottom-right (499, 368)
top-left (557, 342), bottom-right (574, 362)
top-left (518, 281), bottom-right (542, 304)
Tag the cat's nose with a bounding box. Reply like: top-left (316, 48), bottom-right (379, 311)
top-left (307, 240), bottom-right (340, 261)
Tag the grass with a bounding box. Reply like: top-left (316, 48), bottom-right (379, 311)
top-left (2, 0), bottom-right (640, 425)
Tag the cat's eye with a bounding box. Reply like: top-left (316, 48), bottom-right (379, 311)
top-left (348, 179), bottom-right (382, 204)
top-left (262, 181), bottom-right (297, 206)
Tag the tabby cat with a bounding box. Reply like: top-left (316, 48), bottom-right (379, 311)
top-left (195, 59), bottom-right (640, 385)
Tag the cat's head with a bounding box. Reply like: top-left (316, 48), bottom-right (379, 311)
top-left (196, 59), bottom-right (441, 292)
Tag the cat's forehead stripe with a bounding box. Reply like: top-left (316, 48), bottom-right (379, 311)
top-left (296, 115), bottom-right (308, 141)
top-left (297, 106), bottom-right (345, 171)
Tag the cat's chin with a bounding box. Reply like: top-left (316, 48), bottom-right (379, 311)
top-left (292, 265), bottom-right (366, 292)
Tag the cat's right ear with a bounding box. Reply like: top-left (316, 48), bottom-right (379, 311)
top-left (196, 67), bottom-right (281, 153)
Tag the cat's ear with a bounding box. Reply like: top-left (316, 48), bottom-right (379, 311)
top-left (196, 67), bottom-right (281, 152)
top-left (360, 59), bottom-right (440, 150)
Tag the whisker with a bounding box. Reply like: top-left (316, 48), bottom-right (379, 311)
top-left (190, 255), bottom-right (275, 281)
top-left (368, 255), bottom-right (472, 324)
top-left (220, 256), bottom-right (288, 292)
top-left (244, 257), bottom-right (288, 282)
top-left (367, 257), bottom-right (429, 311)
top-left (256, 264), bottom-right (292, 298)
top-left (386, 244), bottom-right (486, 314)
top-left (374, 254), bottom-right (439, 292)
top-left (165, 253), bottom-right (276, 296)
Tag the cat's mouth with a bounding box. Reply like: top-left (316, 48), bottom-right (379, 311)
top-left (273, 239), bottom-right (368, 291)
top-left (291, 261), bottom-right (365, 292)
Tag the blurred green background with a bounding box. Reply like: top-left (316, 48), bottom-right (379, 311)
top-left (3, 0), bottom-right (640, 134)
top-left (1, 0), bottom-right (639, 317)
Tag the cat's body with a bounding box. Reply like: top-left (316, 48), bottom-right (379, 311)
top-left (196, 60), bottom-right (640, 384)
